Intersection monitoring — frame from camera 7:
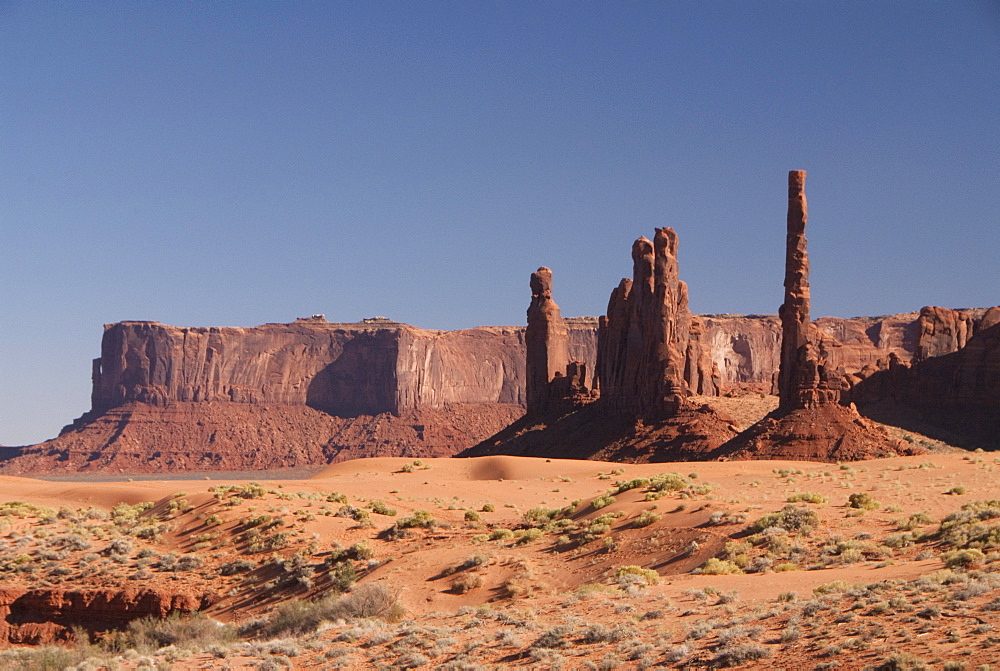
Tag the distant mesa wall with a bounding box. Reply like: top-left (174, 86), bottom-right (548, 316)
top-left (90, 310), bottom-right (986, 421)
top-left (90, 318), bottom-right (596, 418)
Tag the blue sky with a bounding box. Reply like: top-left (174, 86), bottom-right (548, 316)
top-left (2, 2), bottom-right (998, 445)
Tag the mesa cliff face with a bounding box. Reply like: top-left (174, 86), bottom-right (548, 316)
top-left (92, 319), bottom-right (534, 415)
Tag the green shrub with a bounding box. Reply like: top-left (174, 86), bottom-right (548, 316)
top-left (396, 510), bottom-right (435, 529)
top-left (489, 528), bottom-right (514, 541)
top-left (464, 510), bottom-right (481, 522)
top-left (699, 558), bottom-right (743, 575)
top-left (938, 501), bottom-right (1000, 549)
top-left (751, 505), bottom-right (819, 534)
top-left (941, 548), bottom-right (986, 569)
top-left (615, 478), bottom-right (651, 494)
top-left (787, 492), bottom-right (828, 504)
top-left (847, 493), bottom-right (880, 510)
top-left (591, 494), bottom-right (616, 510)
top-left (615, 565), bottom-right (659, 585)
top-left (632, 509), bottom-right (661, 528)
top-left (368, 500), bottom-right (397, 516)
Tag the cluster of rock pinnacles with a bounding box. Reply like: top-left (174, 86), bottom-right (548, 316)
top-left (518, 170), bottom-right (922, 462)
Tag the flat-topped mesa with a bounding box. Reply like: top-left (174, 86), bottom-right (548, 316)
top-left (525, 267), bottom-right (571, 414)
top-left (777, 170), bottom-right (841, 410)
top-left (597, 227), bottom-right (711, 417)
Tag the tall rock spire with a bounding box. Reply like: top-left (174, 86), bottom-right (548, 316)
top-left (778, 170), bottom-right (812, 410)
top-left (525, 267), bottom-right (570, 414)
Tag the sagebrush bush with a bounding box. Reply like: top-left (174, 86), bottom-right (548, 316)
top-left (787, 492), bottom-right (828, 504)
top-left (591, 494), bottom-right (616, 510)
top-left (847, 492), bottom-right (880, 510)
top-left (699, 558), bottom-right (743, 575)
top-left (751, 505), bottom-right (819, 534)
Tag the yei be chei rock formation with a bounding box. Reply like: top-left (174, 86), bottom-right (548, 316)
top-left (463, 228), bottom-right (740, 462)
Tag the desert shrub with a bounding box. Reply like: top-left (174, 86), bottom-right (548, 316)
top-left (648, 473), bottom-right (689, 493)
top-left (948, 486), bottom-right (968, 495)
top-left (102, 538), bottom-right (133, 557)
top-left (110, 502), bottom-right (156, 525)
top-left (250, 583), bottom-right (403, 638)
top-left (582, 623), bottom-right (635, 643)
top-left (847, 492), bottom-right (880, 510)
top-left (787, 492), bottom-right (828, 504)
top-left (872, 651), bottom-right (930, 670)
top-left (591, 494), bottom-right (616, 510)
top-left (632, 509), bottom-right (661, 528)
top-left (523, 507), bottom-right (559, 526)
top-left (247, 531), bottom-right (289, 553)
top-left (395, 510), bottom-right (435, 529)
top-left (532, 625), bottom-right (573, 649)
top-left (699, 558), bottom-right (743, 575)
top-left (107, 612), bottom-right (236, 654)
top-left (335, 505), bottom-right (372, 527)
top-left (225, 483), bottom-right (267, 499)
top-left (481, 503), bottom-right (495, 512)
top-left (489, 528), bottom-right (514, 541)
top-left (941, 548), bottom-right (986, 569)
top-left (615, 565), bottom-right (659, 585)
top-left (712, 642), bottom-right (772, 666)
top-left (450, 573), bottom-right (484, 593)
top-left (514, 528), bottom-right (543, 544)
top-left (444, 555), bottom-right (487, 576)
top-left (330, 561), bottom-right (357, 592)
top-left (175, 554), bottom-right (203, 571)
top-left (463, 510), bottom-right (480, 522)
top-left (220, 559), bottom-right (256, 576)
top-left (938, 501), bottom-right (1000, 549)
top-left (368, 500), bottom-right (396, 516)
top-left (615, 478), bottom-right (651, 494)
top-left (896, 512), bottom-right (934, 531)
top-left (751, 505), bottom-right (819, 534)
top-left (347, 541), bottom-right (374, 560)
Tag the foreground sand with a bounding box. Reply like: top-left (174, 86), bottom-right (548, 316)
top-left (1, 452), bottom-right (999, 668)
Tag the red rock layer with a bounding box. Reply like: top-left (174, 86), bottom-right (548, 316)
top-left (847, 306), bottom-right (1000, 448)
top-left (0, 588), bottom-right (211, 645)
top-left (0, 402), bottom-right (524, 476)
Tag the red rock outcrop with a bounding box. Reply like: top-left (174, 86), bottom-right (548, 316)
top-left (0, 588), bottom-right (212, 645)
top-left (596, 228), bottom-right (711, 416)
top-left (465, 227), bottom-right (740, 462)
top-left (526, 267), bottom-right (572, 414)
top-left (847, 306), bottom-right (1000, 448)
top-left (0, 319), bottom-right (575, 474)
top-left (717, 171), bottom-right (920, 462)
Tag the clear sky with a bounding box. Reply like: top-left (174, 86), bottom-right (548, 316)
top-left (2, 2), bottom-right (998, 446)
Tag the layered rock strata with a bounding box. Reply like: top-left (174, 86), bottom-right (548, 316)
top-left (0, 588), bottom-right (211, 645)
top-left (847, 306), bottom-right (1000, 448)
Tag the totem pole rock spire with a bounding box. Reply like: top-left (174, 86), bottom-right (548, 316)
top-left (778, 170), bottom-right (811, 410)
top-left (776, 170), bottom-right (842, 410)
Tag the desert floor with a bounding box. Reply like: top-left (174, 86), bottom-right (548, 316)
top-left (1, 438), bottom-right (999, 669)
